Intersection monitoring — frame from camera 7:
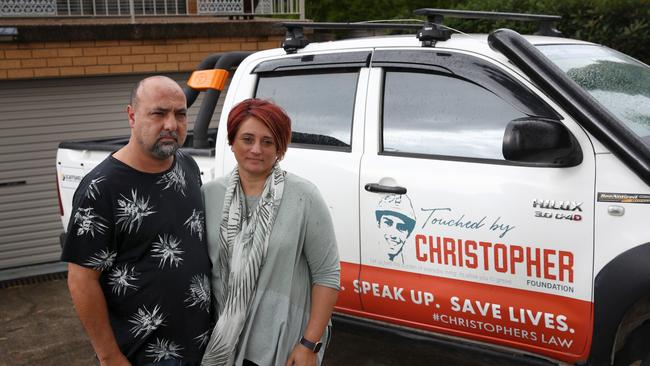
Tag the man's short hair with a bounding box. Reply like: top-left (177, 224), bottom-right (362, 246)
top-left (130, 79), bottom-right (145, 107)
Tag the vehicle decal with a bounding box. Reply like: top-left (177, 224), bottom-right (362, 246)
top-left (412, 235), bottom-right (574, 286)
top-left (420, 207), bottom-right (516, 238)
top-left (340, 193), bottom-right (593, 362)
top-left (368, 195), bottom-right (579, 295)
top-left (597, 192), bottom-right (650, 204)
top-left (338, 263), bottom-right (592, 363)
top-left (375, 194), bottom-right (417, 264)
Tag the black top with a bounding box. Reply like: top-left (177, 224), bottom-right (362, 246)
top-left (61, 151), bottom-right (212, 365)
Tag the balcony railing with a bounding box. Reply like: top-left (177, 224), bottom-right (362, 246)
top-left (0, 0), bottom-right (304, 17)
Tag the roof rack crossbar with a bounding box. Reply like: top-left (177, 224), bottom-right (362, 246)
top-left (280, 22), bottom-right (422, 31)
top-left (277, 8), bottom-right (563, 53)
top-left (414, 8), bottom-right (562, 37)
top-left (279, 22), bottom-right (424, 54)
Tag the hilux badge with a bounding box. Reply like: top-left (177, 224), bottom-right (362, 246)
top-left (532, 199), bottom-right (583, 222)
top-left (532, 199), bottom-right (583, 212)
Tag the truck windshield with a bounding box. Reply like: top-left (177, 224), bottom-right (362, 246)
top-left (537, 44), bottom-right (650, 147)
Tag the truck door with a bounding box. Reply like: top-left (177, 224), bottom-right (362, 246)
top-left (357, 49), bottom-right (595, 363)
top-left (223, 51), bottom-right (372, 312)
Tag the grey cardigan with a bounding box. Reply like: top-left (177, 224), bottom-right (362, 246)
top-left (202, 171), bottom-right (340, 366)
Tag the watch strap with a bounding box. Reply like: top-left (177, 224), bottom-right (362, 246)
top-left (299, 336), bottom-right (322, 353)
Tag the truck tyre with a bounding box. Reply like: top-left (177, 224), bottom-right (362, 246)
top-left (615, 322), bottom-right (650, 366)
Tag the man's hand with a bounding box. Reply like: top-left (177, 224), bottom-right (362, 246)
top-left (99, 351), bottom-right (132, 366)
top-left (285, 344), bottom-right (317, 366)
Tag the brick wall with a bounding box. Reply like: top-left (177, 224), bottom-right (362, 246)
top-left (0, 35), bottom-right (283, 80)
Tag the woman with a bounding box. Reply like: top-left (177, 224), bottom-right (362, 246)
top-left (201, 98), bottom-right (340, 366)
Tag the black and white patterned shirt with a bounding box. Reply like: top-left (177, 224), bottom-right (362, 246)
top-left (61, 150), bottom-right (212, 365)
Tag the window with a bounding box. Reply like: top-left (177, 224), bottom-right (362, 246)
top-left (255, 71), bottom-right (359, 150)
top-left (539, 44), bottom-right (650, 147)
top-left (382, 70), bottom-right (527, 160)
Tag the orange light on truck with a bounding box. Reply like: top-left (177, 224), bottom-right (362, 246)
top-left (188, 69), bottom-right (229, 91)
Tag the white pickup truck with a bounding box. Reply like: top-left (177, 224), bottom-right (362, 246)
top-left (56, 9), bottom-right (650, 366)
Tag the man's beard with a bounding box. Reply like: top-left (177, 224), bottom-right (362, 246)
top-left (151, 131), bottom-right (181, 159)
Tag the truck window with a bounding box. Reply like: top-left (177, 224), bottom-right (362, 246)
top-left (538, 44), bottom-right (650, 147)
top-left (256, 71), bottom-right (358, 151)
top-left (382, 70), bottom-right (527, 160)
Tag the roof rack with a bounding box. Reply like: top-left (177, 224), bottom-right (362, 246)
top-left (278, 8), bottom-right (562, 54)
top-left (414, 8), bottom-right (562, 37)
top-left (279, 22), bottom-right (423, 54)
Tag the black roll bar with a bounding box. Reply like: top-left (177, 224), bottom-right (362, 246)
top-left (187, 51), bottom-right (254, 149)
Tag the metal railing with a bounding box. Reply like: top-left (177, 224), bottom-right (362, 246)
top-left (197, 0), bottom-right (301, 15)
top-left (0, 0), bottom-right (304, 17)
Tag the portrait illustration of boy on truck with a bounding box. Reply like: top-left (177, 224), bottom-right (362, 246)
top-left (375, 194), bottom-right (417, 264)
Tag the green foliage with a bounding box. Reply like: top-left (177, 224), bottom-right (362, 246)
top-left (305, 0), bottom-right (650, 64)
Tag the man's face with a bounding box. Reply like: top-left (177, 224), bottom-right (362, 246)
top-left (378, 214), bottom-right (410, 259)
top-left (128, 78), bottom-right (188, 160)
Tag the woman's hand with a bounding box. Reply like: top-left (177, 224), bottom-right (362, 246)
top-left (285, 344), bottom-right (317, 366)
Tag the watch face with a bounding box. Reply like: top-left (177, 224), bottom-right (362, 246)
top-left (313, 341), bottom-right (322, 353)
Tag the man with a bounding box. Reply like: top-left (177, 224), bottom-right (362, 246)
top-left (375, 194), bottom-right (416, 264)
top-left (62, 76), bottom-right (212, 366)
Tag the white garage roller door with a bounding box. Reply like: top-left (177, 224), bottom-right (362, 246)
top-left (0, 73), bottom-right (221, 273)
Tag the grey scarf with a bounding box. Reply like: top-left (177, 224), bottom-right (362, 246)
top-left (201, 164), bottom-right (285, 366)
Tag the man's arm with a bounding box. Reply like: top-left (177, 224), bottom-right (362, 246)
top-left (67, 263), bottom-right (131, 366)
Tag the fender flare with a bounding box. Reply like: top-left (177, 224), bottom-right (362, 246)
top-left (589, 242), bottom-right (650, 365)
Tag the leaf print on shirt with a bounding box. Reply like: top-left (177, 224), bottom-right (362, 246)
top-left (146, 338), bottom-right (183, 362)
top-left (116, 189), bottom-right (156, 234)
top-left (73, 207), bottom-right (108, 238)
top-left (129, 305), bottom-right (166, 338)
top-left (108, 264), bottom-right (139, 295)
top-left (157, 163), bottom-right (187, 196)
top-left (151, 234), bottom-right (184, 268)
top-left (194, 328), bottom-right (211, 348)
top-left (185, 274), bottom-right (211, 312)
top-left (84, 249), bottom-right (116, 271)
top-left (184, 209), bottom-right (205, 241)
top-left (85, 175), bottom-right (106, 200)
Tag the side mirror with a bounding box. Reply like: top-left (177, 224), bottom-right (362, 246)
top-left (503, 117), bottom-right (582, 166)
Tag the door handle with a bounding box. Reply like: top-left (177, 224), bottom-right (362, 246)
top-left (364, 183), bottom-right (407, 194)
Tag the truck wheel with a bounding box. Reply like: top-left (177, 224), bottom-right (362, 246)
top-left (615, 322), bottom-right (650, 366)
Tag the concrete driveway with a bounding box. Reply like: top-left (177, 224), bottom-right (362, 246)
top-left (0, 276), bottom-right (544, 366)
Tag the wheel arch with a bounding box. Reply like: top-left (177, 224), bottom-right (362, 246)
top-left (612, 295), bottom-right (650, 363)
top-left (589, 242), bottom-right (650, 365)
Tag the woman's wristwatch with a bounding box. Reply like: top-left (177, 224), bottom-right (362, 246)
top-left (299, 336), bottom-right (322, 353)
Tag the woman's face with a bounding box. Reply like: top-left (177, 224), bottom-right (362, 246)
top-left (231, 117), bottom-right (278, 178)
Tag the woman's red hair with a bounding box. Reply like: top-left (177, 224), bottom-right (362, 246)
top-left (227, 98), bottom-right (292, 159)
